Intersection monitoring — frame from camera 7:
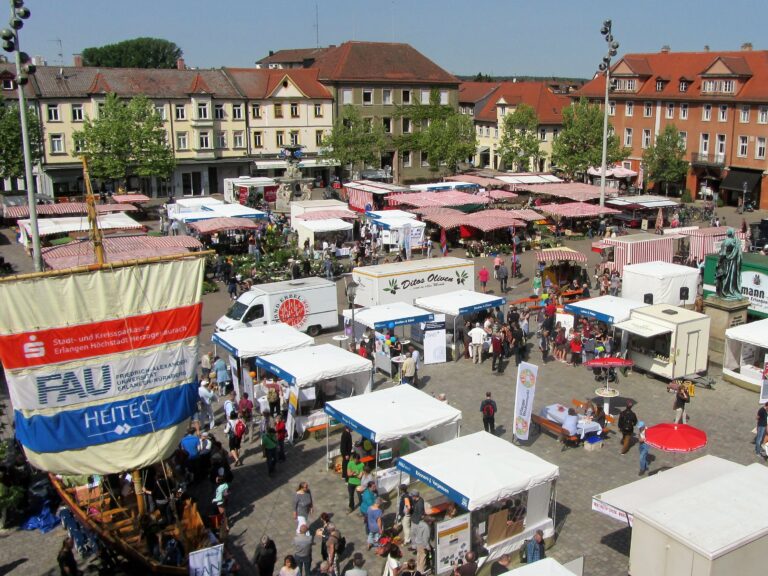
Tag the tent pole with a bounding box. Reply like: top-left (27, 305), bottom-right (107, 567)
top-left (454, 315), bottom-right (459, 362)
top-left (326, 412), bottom-right (330, 471)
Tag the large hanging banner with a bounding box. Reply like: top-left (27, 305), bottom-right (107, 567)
top-left (189, 543), bottom-right (224, 576)
top-left (0, 257), bottom-right (205, 475)
top-left (423, 314), bottom-right (447, 365)
top-left (229, 355), bottom-right (240, 403)
top-left (513, 362), bottom-right (539, 441)
top-left (435, 513), bottom-right (471, 575)
top-left (761, 354), bottom-right (768, 404)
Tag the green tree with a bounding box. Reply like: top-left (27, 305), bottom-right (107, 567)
top-left (551, 97), bottom-right (628, 180)
top-left (321, 105), bottom-right (387, 180)
top-left (82, 38), bottom-right (182, 69)
top-left (394, 90), bottom-right (476, 174)
top-left (497, 103), bottom-right (541, 172)
top-left (0, 102), bottom-right (43, 181)
top-left (74, 94), bottom-right (175, 184)
top-left (642, 124), bottom-right (688, 196)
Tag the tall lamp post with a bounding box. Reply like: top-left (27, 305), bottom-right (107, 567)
top-left (598, 19), bottom-right (619, 208)
top-left (1, 1), bottom-right (40, 270)
top-left (346, 280), bottom-right (358, 345)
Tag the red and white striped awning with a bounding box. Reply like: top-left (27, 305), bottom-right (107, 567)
top-left (537, 202), bottom-right (621, 218)
top-left (465, 209), bottom-right (526, 232)
top-left (506, 208), bottom-right (544, 222)
top-left (536, 248), bottom-right (588, 263)
top-left (388, 191), bottom-right (490, 208)
top-left (295, 209), bottom-right (357, 221)
top-left (4, 202), bottom-right (137, 219)
top-left (602, 235), bottom-right (676, 274)
top-left (478, 189), bottom-right (519, 200)
top-left (684, 227), bottom-right (747, 261)
top-left (519, 182), bottom-right (616, 202)
top-left (111, 193), bottom-right (152, 204)
top-left (413, 207), bottom-right (466, 229)
top-left (187, 217), bottom-right (262, 234)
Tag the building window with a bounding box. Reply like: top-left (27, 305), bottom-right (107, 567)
top-left (484, 126), bottom-right (490, 137)
top-left (252, 103), bottom-right (262, 119)
top-left (539, 128), bottom-right (546, 141)
top-left (440, 90), bottom-right (449, 105)
top-left (656, 79), bottom-right (664, 92)
top-left (342, 89), bottom-right (353, 104)
top-left (679, 131), bottom-right (687, 150)
top-left (644, 102), bottom-right (653, 117)
top-left (362, 89), bottom-right (373, 105)
top-left (154, 105), bottom-right (166, 120)
top-left (679, 80), bottom-right (689, 92)
top-left (553, 128), bottom-right (559, 140)
top-left (253, 131), bottom-right (262, 148)
top-left (176, 132), bottom-right (188, 150)
top-left (421, 151), bottom-right (429, 166)
top-left (274, 103), bottom-right (283, 118)
top-left (290, 131), bottom-right (299, 146)
top-left (216, 131), bottom-right (227, 149)
top-left (759, 106), bottom-right (768, 124)
top-left (608, 101), bottom-right (615, 116)
top-left (71, 104), bottom-right (83, 122)
top-left (402, 118), bottom-right (411, 133)
top-left (703, 79), bottom-right (735, 94)
top-left (493, 127), bottom-right (498, 139)
top-left (702, 104), bottom-right (712, 121)
top-left (716, 134), bottom-right (726, 157)
top-left (314, 103), bottom-right (323, 117)
top-left (700, 133), bottom-right (709, 154)
top-left (402, 150), bottom-right (411, 167)
top-left (624, 127), bottom-right (633, 147)
top-left (680, 103), bottom-right (688, 120)
top-left (499, 105), bottom-right (507, 117)
top-left (476, 125), bottom-right (482, 136)
top-left (175, 104), bottom-right (186, 120)
top-left (665, 102), bottom-right (674, 119)
top-left (50, 134), bottom-right (64, 154)
top-left (232, 104), bottom-right (243, 120)
top-left (625, 101), bottom-right (634, 117)
top-left (276, 131), bottom-right (284, 147)
top-left (738, 135), bottom-right (748, 157)
top-left (718, 105), bottom-right (728, 122)
top-left (233, 131), bottom-right (244, 149)
top-left (197, 102), bottom-right (209, 120)
top-left (383, 89), bottom-right (392, 105)
top-left (642, 129), bottom-right (651, 149)
top-left (724, 80), bottom-right (734, 93)
top-left (383, 117), bottom-right (392, 133)
top-left (421, 90), bottom-right (430, 105)
top-left (315, 130), bottom-right (324, 146)
top-left (289, 102), bottom-right (299, 118)
top-left (756, 137), bottom-right (766, 160)
top-left (198, 131), bottom-right (210, 149)
top-left (214, 104), bottom-right (225, 120)
top-left (402, 89), bottom-right (411, 104)
top-left (47, 104), bottom-right (60, 122)
top-left (740, 105), bottom-right (750, 123)
top-left (1, 78), bottom-right (13, 90)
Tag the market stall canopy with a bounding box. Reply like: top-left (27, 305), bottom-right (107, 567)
top-left (295, 209), bottom-right (357, 221)
top-left (254, 343), bottom-right (372, 387)
top-left (680, 227), bottom-right (748, 261)
top-left (505, 208), bottom-right (544, 222)
top-left (613, 318), bottom-right (671, 339)
top-left (4, 202), bottom-right (138, 219)
top-left (513, 182), bottom-right (613, 202)
top-left (174, 197), bottom-right (223, 210)
top-left (346, 180), bottom-right (410, 195)
top-left (343, 302), bottom-right (434, 330)
top-left (564, 295), bottom-right (647, 324)
top-left (606, 195), bottom-right (679, 210)
top-left (374, 217), bottom-right (426, 232)
top-left (366, 209), bottom-right (417, 220)
top-left (324, 385), bottom-right (462, 443)
top-left (592, 455), bottom-right (742, 526)
top-left (411, 181), bottom-right (479, 192)
top-left (396, 431), bottom-right (559, 511)
top-left (445, 174), bottom-right (512, 189)
top-left (415, 289), bottom-right (506, 316)
top-left (536, 247), bottom-right (588, 263)
top-left (463, 209), bottom-right (526, 231)
top-left (477, 189), bottom-right (519, 200)
top-left (502, 558), bottom-right (577, 576)
top-left (388, 191), bottom-right (490, 208)
top-left (587, 166), bottom-right (638, 178)
top-left (497, 174), bottom-right (563, 185)
top-left (725, 317), bottom-right (768, 349)
top-left (537, 202), bottom-right (621, 218)
top-left (211, 323), bottom-right (314, 359)
top-left (40, 235), bottom-right (202, 270)
top-left (111, 193), bottom-right (151, 204)
top-left (169, 210), bottom-right (219, 223)
top-left (187, 217), bottom-right (262, 234)
top-left (19, 212), bottom-right (143, 238)
top-left (412, 207), bottom-right (466, 229)
top-left (294, 218), bottom-right (353, 233)
top-left (202, 203), bottom-right (267, 219)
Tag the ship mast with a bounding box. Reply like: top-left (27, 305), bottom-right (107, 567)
top-left (82, 157), bottom-right (105, 266)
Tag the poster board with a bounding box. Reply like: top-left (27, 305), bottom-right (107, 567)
top-left (229, 355), bottom-right (240, 403)
top-left (423, 314), bottom-right (447, 365)
top-left (761, 354), bottom-right (768, 404)
top-left (435, 513), bottom-right (471, 575)
top-left (556, 313), bottom-right (574, 332)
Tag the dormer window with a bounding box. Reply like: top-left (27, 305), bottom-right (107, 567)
top-left (679, 80), bottom-right (689, 92)
top-left (702, 79), bottom-right (735, 94)
top-left (655, 80), bottom-right (664, 92)
top-left (615, 78), bottom-right (636, 92)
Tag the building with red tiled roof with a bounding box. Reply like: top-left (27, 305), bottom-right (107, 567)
top-left (255, 47), bottom-right (332, 69)
top-left (576, 45), bottom-right (768, 209)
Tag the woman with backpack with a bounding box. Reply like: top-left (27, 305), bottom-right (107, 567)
top-left (224, 410), bottom-right (244, 467)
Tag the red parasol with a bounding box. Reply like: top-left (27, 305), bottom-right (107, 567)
top-left (584, 357), bottom-right (634, 368)
top-left (644, 423), bottom-right (707, 453)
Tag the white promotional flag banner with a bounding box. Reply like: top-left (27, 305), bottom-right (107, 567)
top-left (760, 354), bottom-right (768, 404)
top-left (513, 362), bottom-right (538, 441)
top-left (229, 355), bottom-right (240, 403)
top-left (188, 544), bottom-right (224, 576)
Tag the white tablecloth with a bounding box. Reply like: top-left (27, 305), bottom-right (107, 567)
top-left (540, 403), bottom-right (602, 439)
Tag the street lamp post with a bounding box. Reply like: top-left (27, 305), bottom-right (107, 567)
top-left (598, 19), bottom-right (619, 208)
top-left (1, 1), bottom-right (40, 270)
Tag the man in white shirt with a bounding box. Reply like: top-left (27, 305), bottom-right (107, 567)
top-left (198, 380), bottom-right (216, 429)
top-left (468, 323), bottom-right (487, 365)
top-left (408, 346), bottom-right (421, 385)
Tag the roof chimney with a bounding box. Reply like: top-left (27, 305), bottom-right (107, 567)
top-left (269, 50), bottom-right (274, 56)
top-left (741, 42), bottom-right (753, 51)
top-left (176, 57), bottom-right (186, 70)
top-left (704, 45), bottom-right (710, 52)
top-left (73, 54), bottom-right (83, 67)
top-left (660, 45), bottom-right (671, 53)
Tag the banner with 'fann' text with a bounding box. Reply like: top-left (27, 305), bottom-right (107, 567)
top-left (513, 362), bottom-right (538, 441)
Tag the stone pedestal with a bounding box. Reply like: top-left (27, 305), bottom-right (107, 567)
top-left (703, 296), bottom-right (750, 365)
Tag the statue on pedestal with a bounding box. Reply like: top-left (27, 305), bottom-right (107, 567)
top-left (715, 227), bottom-right (743, 300)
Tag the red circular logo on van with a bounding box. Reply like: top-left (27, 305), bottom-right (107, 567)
top-left (276, 298), bottom-right (307, 327)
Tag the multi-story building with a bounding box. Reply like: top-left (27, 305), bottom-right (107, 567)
top-left (459, 81), bottom-right (570, 171)
top-left (577, 45), bottom-right (768, 209)
top-left (0, 60), bottom-right (333, 198)
top-left (255, 47), bottom-right (331, 70)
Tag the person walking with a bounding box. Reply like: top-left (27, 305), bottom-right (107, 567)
top-left (213, 356), bottom-right (231, 395)
top-left (340, 427), bottom-right (353, 481)
top-left (478, 265), bottom-right (490, 293)
top-left (212, 474), bottom-right (231, 541)
top-left (673, 383), bottom-right (690, 423)
top-left (401, 352), bottom-right (416, 386)
top-left (366, 498), bottom-right (384, 549)
top-left (618, 401), bottom-right (638, 455)
top-left (756, 401), bottom-right (768, 457)
top-left (398, 484), bottom-right (413, 546)
top-left (346, 453), bottom-right (364, 512)
top-left (524, 530), bottom-right (545, 564)
top-left (275, 414), bottom-right (287, 461)
top-left (497, 262), bottom-right (509, 293)
top-left (293, 482), bottom-right (314, 533)
top-left (480, 392), bottom-right (497, 435)
top-left (254, 535), bottom-right (278, 576)
top-left (198, 380), bottom-right (216, 430)
top-left (411, 518), bottom-right (431, 574)
top-left (490, 332), bottom-right (503, 373)
top-left (293, 525), bottom-right (313, 576)
top-left (637, 422), bottom-right (649, 475)
top-left (468, 323), bottom-right (486, 364)
top-left (279, 555), bottom-right (299, 576)
top-left (263, 427), bottom-right (279, 476)
top-left (511, 323), bottom-right (525, 366)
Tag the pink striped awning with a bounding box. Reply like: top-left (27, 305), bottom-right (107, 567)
top-left (478, 189), bottom-right (519, 200)
top-left (684, 227), bottom-right (747, 261)
top-left (388, 191), bottom-right (490, 208)
top-left (537, 202), bottom-right (621, 218)
top-left (536, 248), bottom-right (588, 263)
top-left (295, 209), bottom-right (357, 221)
top-left (187, 217), bottom-right (261, 234)
top-left (465, 209), bottom-right (526, 232)
top-left (4, 202), bottom-right (137, 219)
top-left (111, 193), bottom-right (152, 204)
top-left (413, 207), bottom-right (466, 229)
top-left (523, 182), bottom-right (616, 202)
top-left (506, 208), bottom-right (544, 222)
top-left (602, 234), bottom-right (676, 274)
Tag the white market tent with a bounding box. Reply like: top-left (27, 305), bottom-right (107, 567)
top-left (169, 210), bottom-right (218, 223)
top-left (367, 209), bottom-right (417, 220)
top-left (629, 463), bottom-right (768, 576)
top-left (621, 261), bottom-right (699, 306)
top-left (294, 218), bottom-right (353, 249)
top-left (343, 302), bottom-right (434, 330)
top-left (564, 295), bottom-right (647, 324)
top-left (18, 213), bottom-right (143, 246)
top-left (502, 558), bottom-right (577, 576)
top-left (255, 343), bottom-right (372, 389)
top-left (174, 197), bottom-right (223, 210)
top-left (203, 203), bottom-right (268, 219)
top-left (592, 455), bottom-right (742, 527)
top-left (723, 318), bottom-right (768, 395)
top-left (212, 324), bottom-right (314, 359)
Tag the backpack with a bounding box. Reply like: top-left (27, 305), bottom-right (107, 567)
top-left (235, 419), bottom-right (246, 439)
top-left (519, 540), bottom-right (529, 563)
top-left (482, 401), bottom-right (495, 418)
top-left (337, 534), bottom-right (346, 557)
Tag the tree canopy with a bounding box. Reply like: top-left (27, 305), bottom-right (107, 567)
top-left (0, 102), bottom-right (42, 182)
top-left (551, 98), bottom-right (628, 180)
top-left (82, 38), bottom-right (182, 69)
top-left (321, 105), bottom-right (387, 179)
top-left (497, 103), bottom-right (541, 172)
top-left (642, 124), bottom-right (688, 195)
top-left (74, 93), bottom-right (175, 183)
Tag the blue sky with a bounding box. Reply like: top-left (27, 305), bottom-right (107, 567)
top-left (15, 0), bottom-right (766, 77)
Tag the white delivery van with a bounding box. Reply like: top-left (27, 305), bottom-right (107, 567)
top-left (216, 277), bottom-right (338, 336)
top-left (351, 257), bottom-right (475, 307)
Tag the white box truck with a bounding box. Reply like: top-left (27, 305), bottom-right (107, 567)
top-left (215, 277), bottom-right (338, 336)
top-left (351, 257), bottom-right (475, 307)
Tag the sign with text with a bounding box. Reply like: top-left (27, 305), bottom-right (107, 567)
top-left (513, 362), bottom-right (538, 441)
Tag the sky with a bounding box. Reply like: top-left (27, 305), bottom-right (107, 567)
top-left (14, 0), bottom-right (768, 78)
